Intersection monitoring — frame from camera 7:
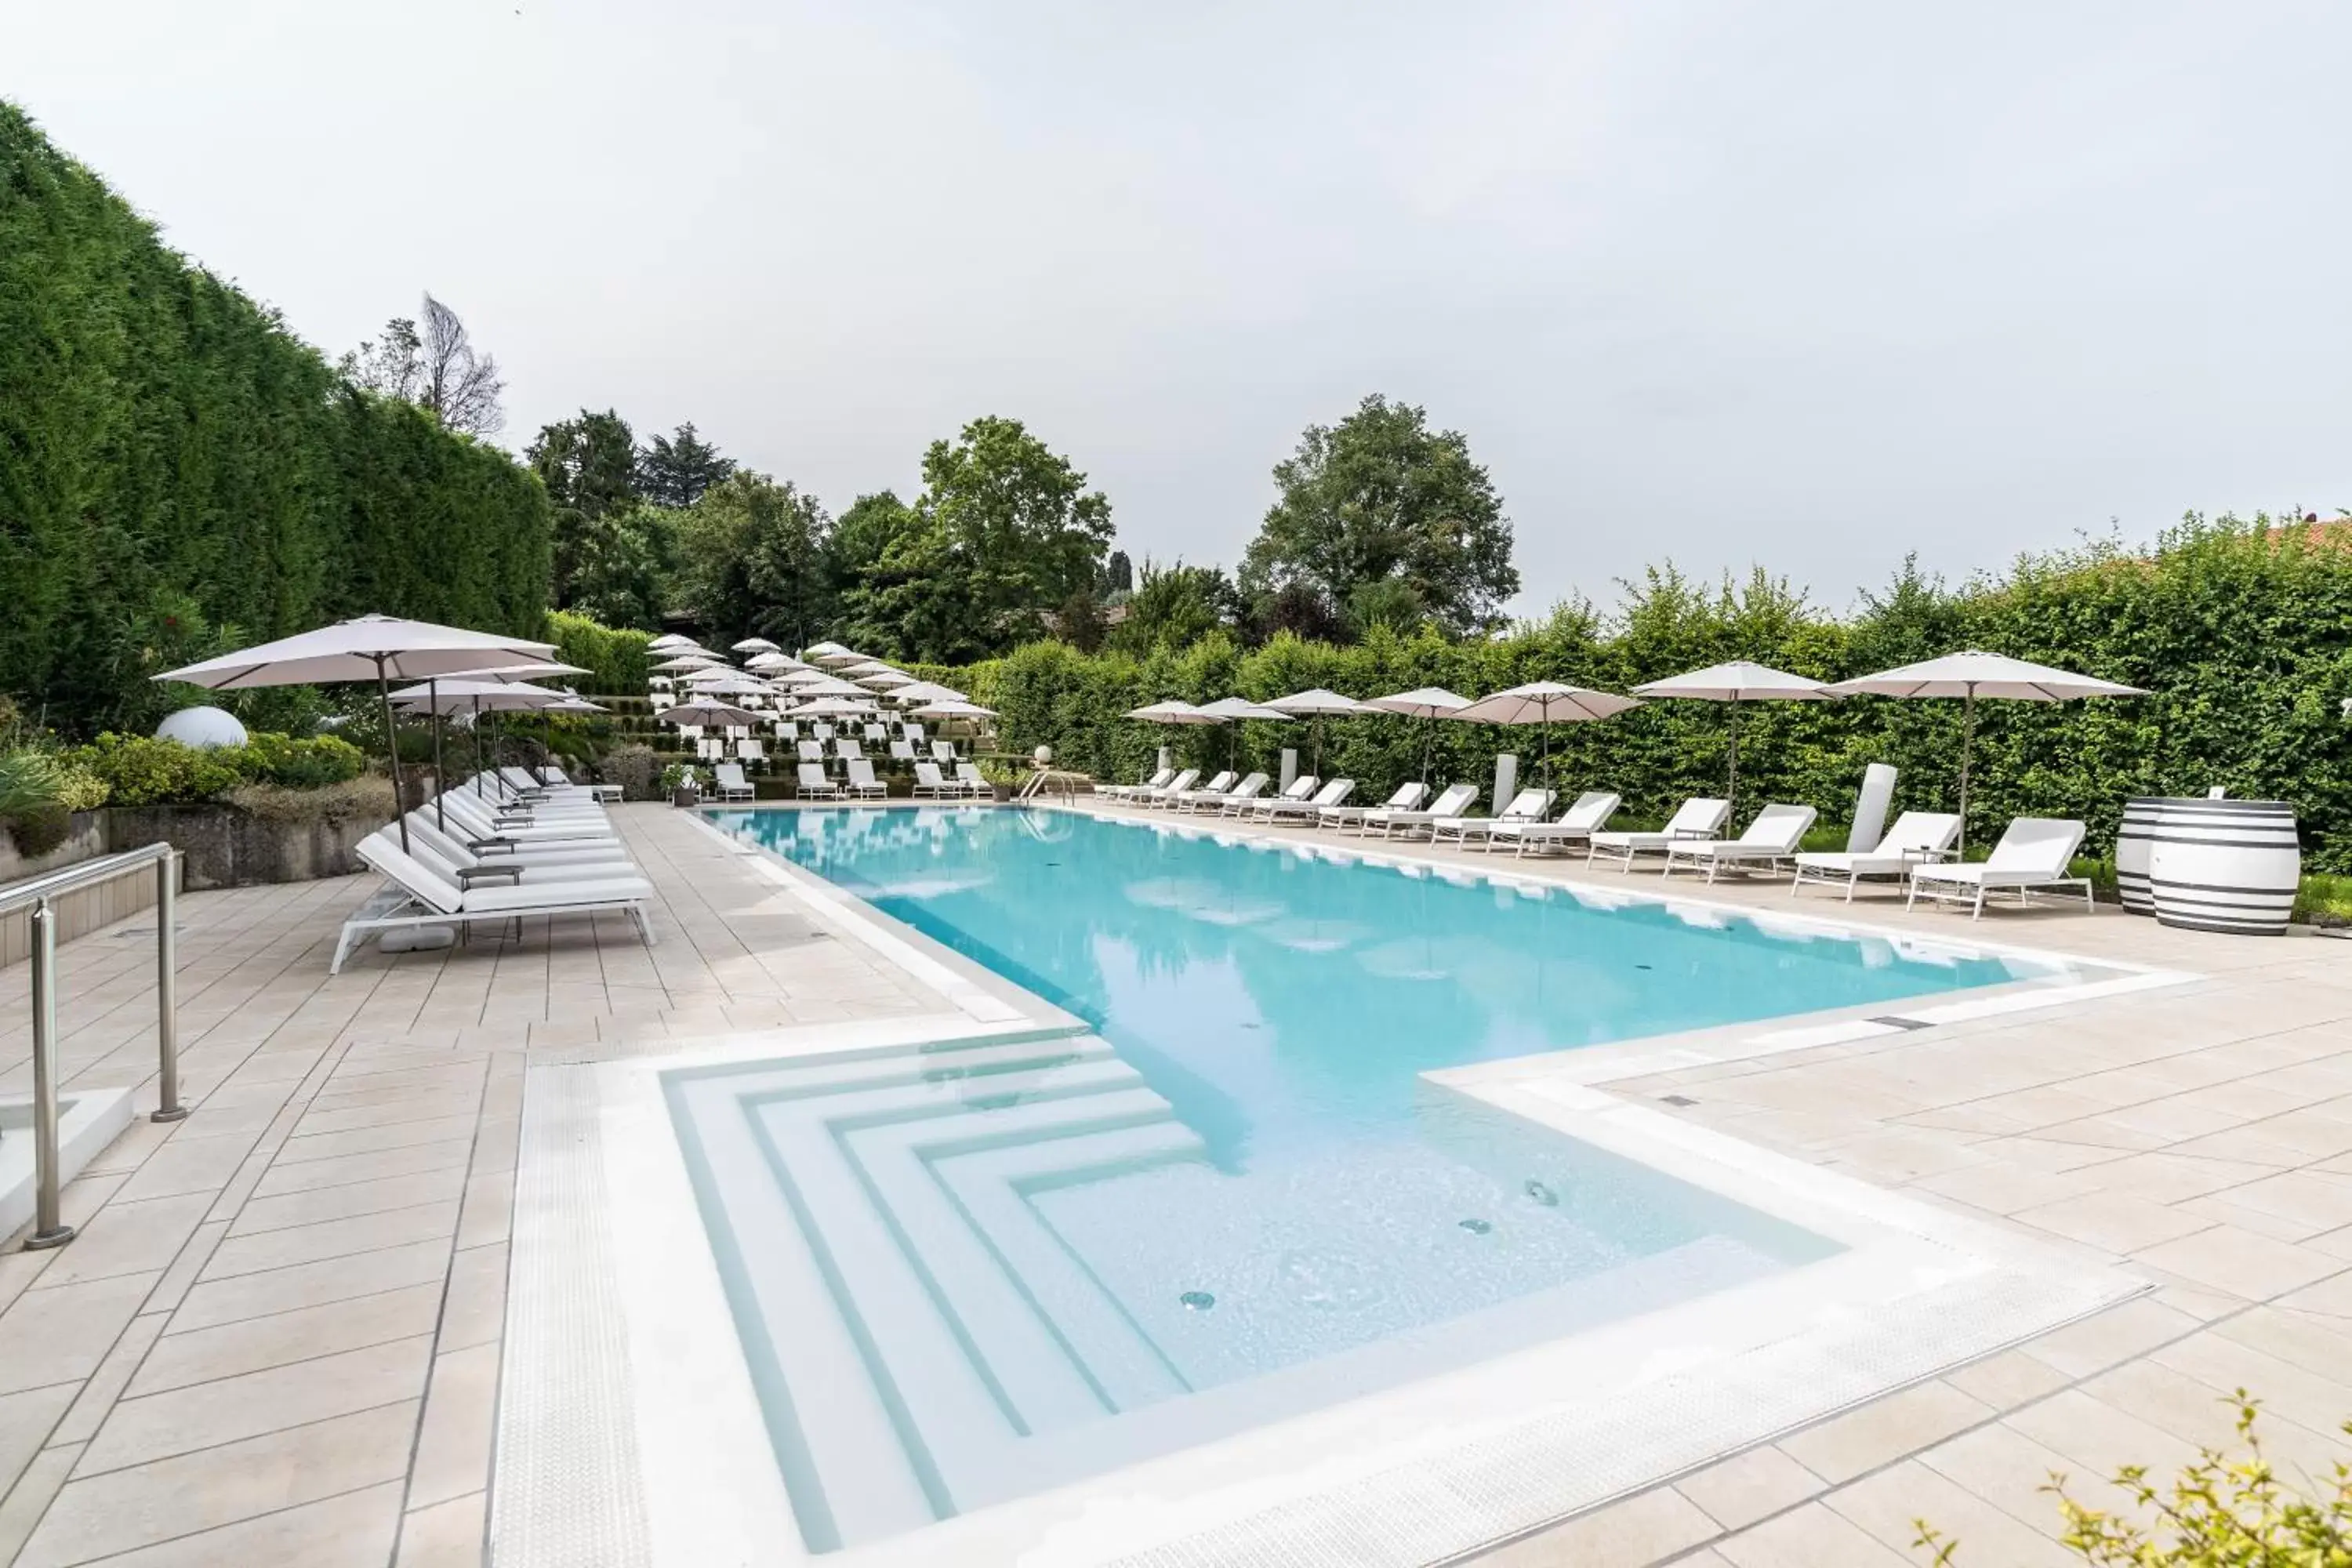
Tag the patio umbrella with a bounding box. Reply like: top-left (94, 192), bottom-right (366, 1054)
top-left (651, 654), bottom-right (721, 672)
top-left (801, 640), bottom-right (853, 659)
top-left (412, 661), bottom-right (593, 817)
top-left (648, 633), bottom-right (694, 651)
top-left (744, 651), bottom-right (804, 673)
top-left (1197, 695), bottom-right (1292, 771)
top-left (1632, 662), bottom-right (1833, 818)
top-left (394, 678), bottom-right (571, 818)
top-left (156, 613), bottom-right (557, 851)
top-left (791, 695), bottom-right (880, 720)
top-left (731, 637), bottom-right (782, 654)
top-left (908, 699), bottom-right (998, 720)
top-left (892, 681), bottom-right (968, 706)
top-left (855, 670), bottom-right (918, 690)
top-left (1363, 687), bottom-right (1472, 786)
top-left (659, 698), bottom-right (764, 730)
top-left (810, 648), bottom-right (872, 668)
top-left (1448, 681), bottom-right (1642, 793)
top-left (1265, 688), bottom-right (1369, 776)
top-left (1825, 651), bottom-right (2146, 851)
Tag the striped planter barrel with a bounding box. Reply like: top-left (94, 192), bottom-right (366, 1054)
top-left (2114, 797), bottom-right (2198, 915)
top-left (2146, 799), bottom-right (2301, 936)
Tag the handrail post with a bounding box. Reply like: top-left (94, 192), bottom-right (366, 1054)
top-left (151, 851), bottom-right (187, 1123)
top-left (25, 899), bottom-right (76, 1250)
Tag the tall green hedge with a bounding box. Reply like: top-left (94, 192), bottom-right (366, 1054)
top-left (953, 519), bottom-right (2352, 871)
top-left (0, 103), bottom-right (551, 735)
top-left (546, 609), bottom-right (652, 693)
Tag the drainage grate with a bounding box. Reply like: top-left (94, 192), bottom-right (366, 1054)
top-left (1864, 1015), bottom-right (1934, 1032)
top-left (1659, 1094), bottom-right (1700, 1107)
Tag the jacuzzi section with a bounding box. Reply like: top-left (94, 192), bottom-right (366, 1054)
top-left (662, 1031), bottom-right (1838, 1555)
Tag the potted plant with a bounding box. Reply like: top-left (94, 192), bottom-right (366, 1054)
top-left (981, 759), bottom-right (1018, 803)
top-left (660, 762), bottom-right (704, 807)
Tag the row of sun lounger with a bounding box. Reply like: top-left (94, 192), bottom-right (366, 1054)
top-left (1094, 768), bottom-right (2094, 918)
top-left (337, 780), bottom-right (657, 973)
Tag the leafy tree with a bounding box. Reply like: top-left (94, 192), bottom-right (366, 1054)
top-left (528, 410), bottom-right (641, 608)
top-left (826, 491), bottom-right (920, 590)
top-left (1105, 550), bottom-right (1134, 594)
top-left (1110, 560), bottom-right (1240, 654)
top-left (564, 503), bottom-right (673, 630)
top-left (1055, 586), bottom-right (1109, 652)
top-left (1241, 394), bottom-right (1519, 638)
top-left (1345, 577), bottom-right (1426, 639)
top-left (341, 295), bottom-right (505, 437)
top-left (672, 472), bottom-right (833, 648)
top-left (637, 421), bottom-right (736, 508)
top-left (837, 417), bottom-right (1116, 662)
top-left (1247, 582), bottom-right (1345, 645)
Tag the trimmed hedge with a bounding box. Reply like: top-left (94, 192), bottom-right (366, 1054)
top-left (954, 518), bottom-right (2352, 871)
top-left (0, 102), bottom-right (551, 736)
top-left (546, 609), bottom-right (652, 694)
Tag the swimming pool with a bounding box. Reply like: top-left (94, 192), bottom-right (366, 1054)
top-left (689, 805), bottom-right (2082, 1552)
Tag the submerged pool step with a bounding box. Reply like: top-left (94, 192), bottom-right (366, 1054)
top-left (673, 1035), bottom-right (1204, 1545)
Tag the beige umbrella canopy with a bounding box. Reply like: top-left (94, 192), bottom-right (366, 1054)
top-left (1632, 661), bottom-right (1832, 815)
top-left (1825, 652), bottom-right (2146, 849)
top-left (1449, 681), bottom-right (1642, 793)
top-left (1363, 687), bottom-right (1471, 785)
top-left (1264, 688), bottom-right (1367, 774)
top-left (156, 614), bottom-right (559, 851)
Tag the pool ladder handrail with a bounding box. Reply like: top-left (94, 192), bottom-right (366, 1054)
top-left (2, 844), bottom-right (187, 1250)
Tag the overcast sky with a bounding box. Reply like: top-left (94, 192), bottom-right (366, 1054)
top-left (11, 1), bottom-right (2348, 618)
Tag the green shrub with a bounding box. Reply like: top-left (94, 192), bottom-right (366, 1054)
top-left (599, 743), bottom-right (660, 801)
top-left (659, 761), bottom-right (703, 796)
top-left (1917, 1392), bottom-right (2350, 1564)
top-left (546, 610), bottom-right (652, 694)
top-left (231, 733), bottom-right (368, 789)
top-left (66, 734), bottom-right (245, 807)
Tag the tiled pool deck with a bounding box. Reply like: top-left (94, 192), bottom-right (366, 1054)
top-left (3, 800), bottom-right (2350, 1566)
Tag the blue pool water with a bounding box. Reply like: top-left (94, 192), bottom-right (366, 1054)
top-left (691, 806), bottom-right (2075, 1547)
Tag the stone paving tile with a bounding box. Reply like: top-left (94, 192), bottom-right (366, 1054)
top-left (129, 1285), bottom-right (443, 1399)
top-left (169, 1242), bottom-right (450, 1334)
top-left (1827, 1458), bottom-right (2075, 1565)
top-left (197, 1201), bottom-right (459, 1280)
top-left (76, 1337), bottom-right (433, 1478)
top-left (1713, 1501), bottom-right (1915, 1566)
top-left (395, 1491), bottom-right (485, 1567)
top-left (14, 1402), bottom-right (417, 1566)
top-left (62, 1479), bottom-right (405, 1567)
top-left (405, 1342), bottom-right (500, 1512)
top-left (1671, 1445), bottom-right (1826, 1532)
top-left (0, 1275), bottom-right (158, 1398)
top-left (1777, 1381), bottom-right (1994, 1486)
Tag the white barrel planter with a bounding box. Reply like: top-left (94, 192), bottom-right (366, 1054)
top-left (2113, 796), bottom-right (2190, 915)
top-left (2144, 799), bottom-right (2301, 936)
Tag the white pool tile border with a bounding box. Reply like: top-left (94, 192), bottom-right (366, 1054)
top-left (500, 803), bottom-right (2180, 1568)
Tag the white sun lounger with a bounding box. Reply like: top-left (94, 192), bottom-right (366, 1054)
top-left (1497, 791), bottom-right (1621, 856)
top-left (797, 740), bottom-right (826, 768)
top-left (913, 762), bottom-right (957, 798)
top-left (955, 763), bottom-right (991, 797)
top-left (1662, 803), bottom-right (1818, 880)
top-left (845, 759), bottom-right (887, 799)
top-left (408, 813), bottom-right (633, 877)
top-left (441, 793), bottom-right (619, 850)
top-left (1167, 771), bottom-right (1236, 810)
top-left (1371, 782), bottom-right (1479, 840)
top-left (1138, 768), bottom-right (1200, 808)
top-left (1791, 811), bottom-right (1962, 901)
top-left (1182, 772), bottom-right (1265, 813)
top-left (1102, 768), bottom-right (1174, 801)
top-left (1254, 777), bottom-right (1348, 822)
top-left (336, 831), bottom-right (655, 974)
top-left (1432, 788), bottom-right (1555, 849)
top-left (1907, 818), bottom-right (2092, 919)
top-left (1236, 775), bottom-right (1319, 820)
top-left (710, 763), bottom-right (756, 803)
top-left (796, 763), bottom-right (842, 800)
top-left (1589, 798), bottom-right (1732, 871)
top-left (1326, 781), bottom-right (1425, 832)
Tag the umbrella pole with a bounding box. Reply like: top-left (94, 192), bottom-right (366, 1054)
top-left (1727, 703), bottom-right (1739, 819)
top-left (429, 679), bottom-right (445, 833)
top-left (473, 697), bottom-right (487, 798)
top-left (1958, 686), bottom-right (1976, 854)
top-left (374, 659), bottom-right (409, 853)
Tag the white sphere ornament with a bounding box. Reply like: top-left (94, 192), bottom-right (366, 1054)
top-left (157, 706), bottom-right (248, 750)
top-left (1033, 745), bottom-right (1053, 767)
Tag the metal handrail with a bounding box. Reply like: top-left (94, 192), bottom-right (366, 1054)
top-left (4, 842), bottom-right (186, 1250)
